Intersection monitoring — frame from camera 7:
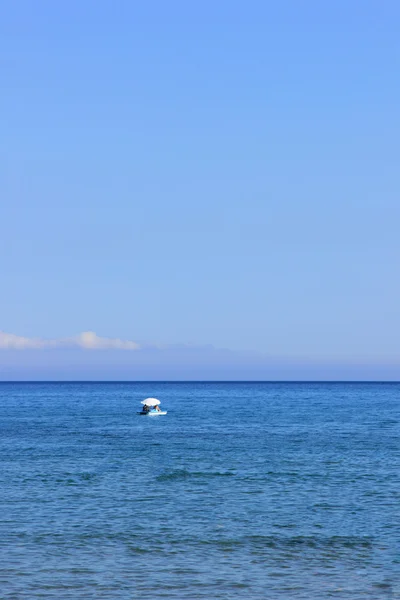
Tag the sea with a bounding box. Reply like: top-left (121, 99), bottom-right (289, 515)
top-left (0, 382), bottom-right (398, 599)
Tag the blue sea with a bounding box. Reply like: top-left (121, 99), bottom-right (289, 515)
top-left (0, 382), bottom-right (398, 599)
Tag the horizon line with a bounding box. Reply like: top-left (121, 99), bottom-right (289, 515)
top-left (0, 380), bottom-right (399, 384)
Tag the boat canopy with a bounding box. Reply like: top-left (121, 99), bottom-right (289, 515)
top-left (141, 398), bottom-right (160, 406)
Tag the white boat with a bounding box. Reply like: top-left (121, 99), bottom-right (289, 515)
top-left (138, 409), bottom-right (167, 416)
top-left (137, 397), bottom-right (167, 416)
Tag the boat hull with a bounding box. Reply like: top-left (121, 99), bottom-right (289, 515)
top-left (137, 411), bottom-right (167, 416)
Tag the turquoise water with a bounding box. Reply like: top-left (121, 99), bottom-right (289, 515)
top-left (0, 382), bottom-right (398, 599)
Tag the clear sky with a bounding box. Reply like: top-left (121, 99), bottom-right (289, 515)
top-left (1, 1), bottom-right (399, 379)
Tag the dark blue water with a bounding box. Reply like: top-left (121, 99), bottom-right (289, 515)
top-left (0, 382), bottom-right (398, 599)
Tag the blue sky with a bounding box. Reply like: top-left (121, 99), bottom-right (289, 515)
top-left (1, 1), bottom-right (399, 379)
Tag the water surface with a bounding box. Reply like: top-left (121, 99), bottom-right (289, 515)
top-left (0, 382), bottom-right (398, 598)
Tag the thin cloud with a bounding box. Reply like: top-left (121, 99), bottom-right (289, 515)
top-left (70, 331), bottom-right (140, 350)
top-left (0, 332), bottom-right (48, 350)
top-left (0, 331), bottom-right (140, 351)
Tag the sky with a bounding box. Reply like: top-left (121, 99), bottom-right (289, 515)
top-left (1, 1), bottom-right (400, 379)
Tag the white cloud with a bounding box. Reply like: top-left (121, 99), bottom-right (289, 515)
top-left (0, 331), bottom-right (140, 351)
top-left (0, 332), bottom-right (48, 349)
top-left (70, 331), bottom-right (140, 350)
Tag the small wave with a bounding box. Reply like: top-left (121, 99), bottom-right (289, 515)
top-left (167, 534), bottom-right (374, 552)
top-left (127, 545), bottom-right (153, 555)
top-left (79, 472), bottom-right (96, 481)
top-left (21, 471), bottom-right (97, 485)
top-left (156, 469), bottom-right (235, 482)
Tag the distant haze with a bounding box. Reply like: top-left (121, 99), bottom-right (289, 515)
top-left (0, 331), bottom-right (399, 381)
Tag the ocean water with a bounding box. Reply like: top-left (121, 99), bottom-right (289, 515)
top-left (0, 382), bottom-right (398, 599)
